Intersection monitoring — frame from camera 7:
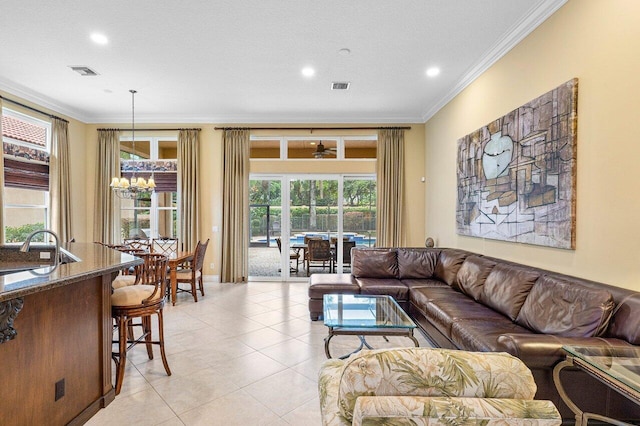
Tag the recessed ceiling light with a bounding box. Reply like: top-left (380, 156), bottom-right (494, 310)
top-left (90, 33), bottom-right (109, 45)
top-left (426, 67), bottom-right (440, 77)
top-left (338, 48), bottom-right (351, 56)
top-left (301, 67), bottom-right (315, 78)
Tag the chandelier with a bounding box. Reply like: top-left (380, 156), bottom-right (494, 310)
top-left (110, 89), bottom-right (156, 199)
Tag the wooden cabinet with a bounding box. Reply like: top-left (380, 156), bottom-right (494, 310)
top-left (0, 273), bottom-right (114, 425)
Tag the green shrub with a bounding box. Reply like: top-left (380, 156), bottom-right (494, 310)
top-left (5, 223), bottom-right (45, 243)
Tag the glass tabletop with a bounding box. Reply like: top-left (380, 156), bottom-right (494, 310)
top-left (563, 345), bottom-right (640, 394)
top-left (323, 294), bottom-right (416, 329)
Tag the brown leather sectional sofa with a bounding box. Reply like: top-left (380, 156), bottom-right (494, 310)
top-left (308, 247), bottom-right (640, 421)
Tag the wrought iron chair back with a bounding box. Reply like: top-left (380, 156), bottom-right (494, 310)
top-left (152, 237), bottom-right (179, 257)
top-left (123, 238), bottom-right (151, 252)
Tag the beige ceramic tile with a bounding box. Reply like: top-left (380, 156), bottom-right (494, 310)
top-left (179, 389), bottom-right (280, 426)
top-left (242, 369), bottom-right (318, 416)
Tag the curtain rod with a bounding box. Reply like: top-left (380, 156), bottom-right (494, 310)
top-left (97, 128), bottom-right (201, 131)
top-left (213, 126), bottom-right (411, 132)
top-left (0, 95), bottom-right (69, 123)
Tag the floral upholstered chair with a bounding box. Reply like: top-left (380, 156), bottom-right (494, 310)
top-left (318, 347), bottom-right (561, 426)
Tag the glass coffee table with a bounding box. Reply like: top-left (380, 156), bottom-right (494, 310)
top-left (323, 294), bottom-right (419, 359)
top-left (554, 345), bottom-right (640, 426)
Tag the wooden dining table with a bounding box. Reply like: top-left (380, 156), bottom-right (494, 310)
top-left (168, 251), bottom-right (193, 305)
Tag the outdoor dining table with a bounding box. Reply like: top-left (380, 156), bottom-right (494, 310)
top-left (168, 250), bottom-right (193, 305)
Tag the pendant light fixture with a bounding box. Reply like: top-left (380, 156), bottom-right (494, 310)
top-left (110, 89), bottom-right (156, 198)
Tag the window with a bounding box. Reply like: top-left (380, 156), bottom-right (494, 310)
top-left (250, 136), bottom-right (377, 160)
top-left (344, 138), bottom-right (377, 159)
top-left (250, 138), bottom-right (281, 159)
top-left (118, 137), bottom-right (178, 240)
top-left (2, 109), bottom-right (51, 243)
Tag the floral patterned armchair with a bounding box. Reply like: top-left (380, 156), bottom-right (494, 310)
top-left (318, 347), bottom-right (561, 425)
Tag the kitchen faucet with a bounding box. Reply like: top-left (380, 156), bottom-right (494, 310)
top-left (19, 229), bottom-right (61, 268)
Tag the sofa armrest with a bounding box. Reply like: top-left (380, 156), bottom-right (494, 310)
top-left (352, 396), bottom-right (561, 426)
top-left (496, 333), bottom-right (633, 368)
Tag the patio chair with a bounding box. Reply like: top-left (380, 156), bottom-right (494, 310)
top-left (306, 238), bottom-right (333, 276)
top-left (276, 237), bottom-right (300, 273)
top-left (333, 240), bottom-right (356, 270)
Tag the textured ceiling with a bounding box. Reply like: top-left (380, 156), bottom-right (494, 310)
top-left (0, 0), bottom-right (566, 123)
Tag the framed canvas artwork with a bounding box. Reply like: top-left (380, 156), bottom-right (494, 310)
top-left (456, 78), bottom-right (578, 249)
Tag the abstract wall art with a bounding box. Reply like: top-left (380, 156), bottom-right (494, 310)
top-left (456, 78), bottom-right (578, 249)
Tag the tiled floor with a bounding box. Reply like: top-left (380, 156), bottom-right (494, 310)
top-left (87, 280), bottom-right (431, 426)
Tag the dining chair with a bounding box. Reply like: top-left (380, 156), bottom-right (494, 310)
top-left (123, 238), bottom-right (151, 252)
top-left (152, 237), bottom-right (179, 257)
top-left (111, 252), bottom-right (171, 395)
top-left (175, 239), bottom-right (209, 302)
top-left (276, 237), bottom-right (300, 273)
top-left (306, 238), bottom-right (334, 276)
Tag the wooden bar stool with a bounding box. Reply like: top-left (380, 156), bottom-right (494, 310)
top-left (111, 252), bottom-right (171, 395)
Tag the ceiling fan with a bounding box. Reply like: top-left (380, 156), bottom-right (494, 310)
top-left (312, 141), bottom-right (337, 158)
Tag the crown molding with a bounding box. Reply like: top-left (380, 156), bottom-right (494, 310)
top-left (86, 113), bottom-right (424, 125)
top-left (0, 77), bottom-right (91, 123)
top-left (421, 0), bottom-right (567, 122)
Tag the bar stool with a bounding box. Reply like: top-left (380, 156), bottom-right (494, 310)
top-left (111, 252), bottom-right (171, 394)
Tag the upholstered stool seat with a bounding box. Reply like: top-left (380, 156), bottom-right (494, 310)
top-left (112, 284), bottom-right (164, 306)
top-left (112, 274), bottom-right (137, 289)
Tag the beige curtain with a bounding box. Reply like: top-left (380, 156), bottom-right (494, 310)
top-left (94, 129), bottom-right (121, 244)
top-left (50, 118), bottom-right (72, 241)
top-left (221, 129), bottom-right (250, 283)
top-left (376, 128), bottom-right (405, 247)
top-left (178, 129), bottom-right (200, 252)
top-left (0, 99), bottom-right (4, 243)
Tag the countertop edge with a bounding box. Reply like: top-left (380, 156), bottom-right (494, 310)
top-left (0, 243), bottom-right (143, 303)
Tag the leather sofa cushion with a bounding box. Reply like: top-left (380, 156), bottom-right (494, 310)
top-left (424, 296), bottom-right (506, 338)
top-left (352, 249), bottom-right (398, 278)
top-left (516, 275), bottom-right (615, 337)
top-left (308, 273), bottom-right (359, 298)
top-left (402, 278), bottom-right (449, 290)
top-left (608, 293), bottom-right (640, 345)
top-left (480, 263), bottom-right (540, 321)
top-left (457, 255), bottom-right (496, 301)
top-left (397, 248), bottom-right (439, 279)
top-left (433, 249), bottom-right (469, 288)
top-left (451, 319), bottom-right (531, 352)
top-left (356, 278), bottom-right (409, 301)
top-left (409, 286), bottom-right (460, 311)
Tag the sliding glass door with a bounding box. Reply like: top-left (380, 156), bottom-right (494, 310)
top-left (248, 174), bottom-right (376, 280)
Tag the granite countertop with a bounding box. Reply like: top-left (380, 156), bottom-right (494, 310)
top-left (0, 242), bottom-right (142, 302)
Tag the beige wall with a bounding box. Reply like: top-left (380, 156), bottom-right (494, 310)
top-left (84, 124), bottom-right (425, 277)
top-left (424, 0), bottom-right (640, 290)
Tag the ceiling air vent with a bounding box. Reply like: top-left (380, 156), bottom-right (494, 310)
top-left (69, 66), bottom-right (99, 76)
top-left (331, 82), bottom-right (350, 90)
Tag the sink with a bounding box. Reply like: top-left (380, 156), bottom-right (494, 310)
top-left (0, 245), bottom-right (79, 276)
